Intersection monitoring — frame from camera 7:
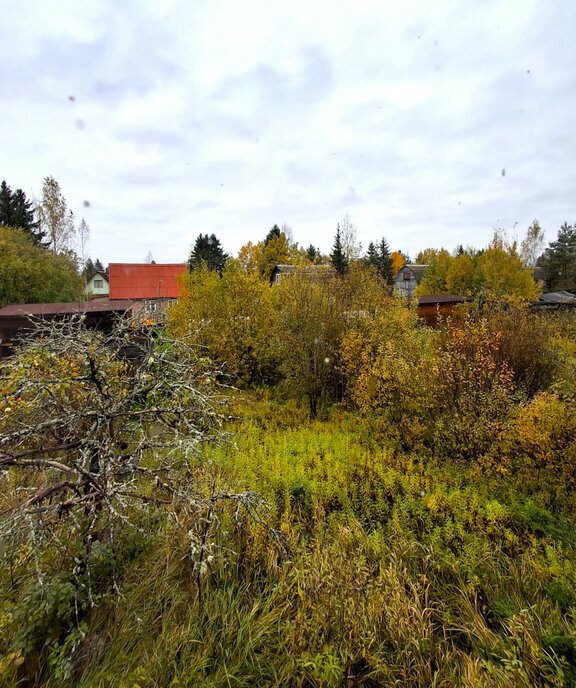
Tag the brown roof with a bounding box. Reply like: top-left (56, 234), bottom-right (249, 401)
top-left (404, 265), bottom-right (428, 283)
top-left (88, 270), bottom-right (109, 283)
top-left (417, 295), bottom-right (471, 306)
top-left (0, 299), bottom-right (135, 317)
top-left (109, 263), bottom-right (186, 299)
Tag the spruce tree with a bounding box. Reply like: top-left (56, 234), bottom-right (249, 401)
top-left (188, 233), bottom-right (228, 273)
top-left (364, 242), bottom-right (379, 269)
top-left (306, 244), bottom-right (321, 264)
top-left (542, 222), bottom-right (576, 291)
top-left (83, 258), bottom-right (95, 281)
top-left (330, 224), bottom-right (349, 275)
top-left (0, 181), bottom-right (11, 224)
top-left (378, 237), bottom-right (394, 284)
top-left (0, 180), bottom-right (45, 245)
top-left (265, 224), bottom-right (281, 246)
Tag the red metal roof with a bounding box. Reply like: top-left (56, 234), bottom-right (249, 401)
top-left (108, 263), bottom-right (186, 300)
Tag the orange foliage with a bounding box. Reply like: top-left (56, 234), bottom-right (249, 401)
top-left (390, 251), bottom-right (404, 278)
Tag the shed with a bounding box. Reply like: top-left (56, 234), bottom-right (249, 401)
top-left (416, 295), bottom-right (471, 326)
top-left (538, 291), bottom-right (576, 304)
top-left (0, 299), bottom-right (135, 357)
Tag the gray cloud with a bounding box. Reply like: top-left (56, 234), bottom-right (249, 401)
top-left (1, 0), bottom-right (575, 264)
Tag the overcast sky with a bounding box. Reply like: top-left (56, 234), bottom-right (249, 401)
top-left (2, 0), bottom-right (575, 264)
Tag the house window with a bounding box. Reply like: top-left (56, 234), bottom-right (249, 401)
top-left (94, 279), bottom-right (103, 288)
top-left (403, 272), bottom-right (411, 281)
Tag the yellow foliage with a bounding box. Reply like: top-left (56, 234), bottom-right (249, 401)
top-left (169, 261), bottom-right (277, 384)
top-left (339, 303), bottom-right (437, 445)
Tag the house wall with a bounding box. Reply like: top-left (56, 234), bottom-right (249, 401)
top-left (87, 275), bottom-right (109, 297)
top-left (394, 269), bottom-right (419, 299)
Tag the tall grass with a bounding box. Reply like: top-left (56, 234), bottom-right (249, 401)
top-left (3, 308), bottom-right (576, 687)
top-left (8, 396), bottom-right (566, 687)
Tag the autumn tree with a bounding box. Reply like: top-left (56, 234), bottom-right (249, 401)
top-left (445, 253), bottom-right (477, 294)
top-left (415, 237), bottom-right (539, 300)
top-left (0, 314), bottom-right (272, 679)
top-left (237, 241), bottom-right (262, 273)
top-left (259, 227), bottom-right (295, 279)
top-left (390, 251), bottom-right (404, 279)
top-left (0, 226), bottom-right (83, 306)
top-left (170, 261), bottom-right (277, 385)
top-left (339, 214), bottom-right (362, 264)
top-left (476, 235), bottom-right (540, 300)
top-left (413, 249), bottom-right (453, 295)
top-left (415, 248), bottom-right (441, 265)
top-left (36, 176), bottom-right (76, 253)
top-left (520, 220), bottom-right (545, 268)
top-left (271, 272), bottom-right (345, 417)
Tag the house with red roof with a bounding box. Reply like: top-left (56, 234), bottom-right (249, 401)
top-left (108, 263), bottom-right (187, 319)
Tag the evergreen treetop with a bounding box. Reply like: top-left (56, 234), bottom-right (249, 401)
top-left (0, 180), bottom-right (45, 245)
top-left (331, 224), bottom-right (349, 275)
top-left (188, 233), bottom-right (228, 273)
top-left (364, 237), bottom-right (393, 283)
top-left (265, 225), bottom-right (281, 246)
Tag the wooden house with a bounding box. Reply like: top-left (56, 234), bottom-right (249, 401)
top-left (270, 264), bottom-right (334, 284)
top-left (86, 270), bottom-right (109, 299)
top-left (394, 264), bottom-right (428, 300)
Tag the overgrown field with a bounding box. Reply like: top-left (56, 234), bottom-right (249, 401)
top-left (2, 303), bottom-right (576, 687)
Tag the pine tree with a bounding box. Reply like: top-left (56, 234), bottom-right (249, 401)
top-left (330, 224), bottom-right (349, 275)
top-left (188, 233), bottom-right (228, 273)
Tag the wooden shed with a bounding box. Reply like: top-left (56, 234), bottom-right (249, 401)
top-left (0, 299), bottom-right (135, 357)
top-left (394, 265), bottom-right (428, 300)
top-left (416, 295), bottom-right (471, 326)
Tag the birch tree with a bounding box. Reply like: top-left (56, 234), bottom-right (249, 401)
top-left (37, 176), bottom-right (75, 253)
